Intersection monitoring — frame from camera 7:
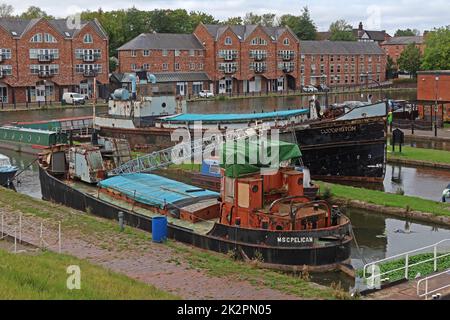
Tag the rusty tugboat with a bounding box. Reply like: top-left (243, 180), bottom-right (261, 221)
top-left (39, 132), bottom-right (352, 271)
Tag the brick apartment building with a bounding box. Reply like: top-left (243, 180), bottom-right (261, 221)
top-left (381, 36), bottom-right (425, 65)
top-left (299, 41), bottom-right (386, 88)
top-left (117, 23), bottom-right (387, 95)
top-left (117, 33), bottom-right (209, 96)
top-left (417, 71), bottom-right (450, 122)
top-left (0, 17), bottom-right (109, 105)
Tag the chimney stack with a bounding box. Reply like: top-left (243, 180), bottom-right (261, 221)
top-left (358, 22), bottom-right (363, 31)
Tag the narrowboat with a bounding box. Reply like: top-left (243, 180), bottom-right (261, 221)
top-left (39, 139), bottom-right (352, 270)
top-left (0, 126), bottom-right (68, 154)
top-left (0, 153), bottom-right (17, 187)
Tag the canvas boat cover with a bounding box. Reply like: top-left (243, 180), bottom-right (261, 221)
top-left (98, 173), bottom-right (219, 209)
top-left (160, 109), bottom-right (308, 123)
top-left (336, 101), bottom-right (387, 120)
top-left (220, 140), bottom-right (302, 178)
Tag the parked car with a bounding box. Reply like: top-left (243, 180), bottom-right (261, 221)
top-left (199, 90), bottom-right (214, 98)
top-left (62, 92), bottom-right (86, 105)
top-left (302, 85), bottom-right (318, 93)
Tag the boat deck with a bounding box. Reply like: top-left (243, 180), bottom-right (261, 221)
top-left (66, 180), bottom-right (216, 235)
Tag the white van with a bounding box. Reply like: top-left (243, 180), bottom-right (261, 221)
top-left (62, 92), bottom-right (86, 105)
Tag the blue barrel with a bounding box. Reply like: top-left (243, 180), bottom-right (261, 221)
top-left (152, 216), bottom-right (167, 243)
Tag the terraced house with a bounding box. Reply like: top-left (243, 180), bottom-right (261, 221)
top-left (117, 23), bottom-right (387, 95)
top-left (0, 17), bottom-right (109, 105)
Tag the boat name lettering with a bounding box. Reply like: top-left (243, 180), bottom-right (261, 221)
top-left (320, 126), bottom-right (357, 135)
top-left (277, 236), bottom-right (313, 244)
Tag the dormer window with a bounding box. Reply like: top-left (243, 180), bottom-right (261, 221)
top-left (44, 33), bottom-right (57, 43)
top-left (83, 34), bottom-right (93, 44)
top-left (251, 37), bottom-right (267, 45)
top-left (30, 33), bottom-right (43, 43)
top-left (283, 38), bottom-right (290, 45)
top-left (225, 37), bottom-right (232, 45)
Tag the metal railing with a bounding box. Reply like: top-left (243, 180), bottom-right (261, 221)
top-left (363, 239), bottom-right (450, 286)
top-left (417, 269), bottom-right (450, 300)
top-left (0, 213), bottom-right (61, 253)
top-left (109, 123), bottom-right (271, 175)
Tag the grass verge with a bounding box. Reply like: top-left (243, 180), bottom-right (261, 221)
top-left (0, 248), bottom-right (177, 299)
top-left (318, 182), bottom-right (450, 217)
top-left (167, 242), bottom-right (351, 300)
top-left (358, 252), bottom-right (450, 283)
top-left (387, 145), bottom-right (450, 165)
top-left (0, 187), bottom-right (343, 299)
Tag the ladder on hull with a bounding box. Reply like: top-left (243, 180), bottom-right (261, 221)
top-left (109, 123), bottom-right (271, 176)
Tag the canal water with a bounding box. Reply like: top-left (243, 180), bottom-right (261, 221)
top-left (0, 90), bottom-right (416, 125)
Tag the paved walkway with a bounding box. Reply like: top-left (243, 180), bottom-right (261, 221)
top-left (388, 128), bottom-right (450, 141)
top-left (366, 272), bottom-right (450, 300)
top-left (0, 207), bottom-right (300, 300)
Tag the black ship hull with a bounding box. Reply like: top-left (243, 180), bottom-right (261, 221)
top-left (285, 116), bottom-right (387, 183)
top-left (39, 166), bottom-right (352, 270)
top-left (0, 170), bottom-right (17, 187)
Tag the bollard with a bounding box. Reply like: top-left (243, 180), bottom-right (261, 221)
top-left (118, 211), bottom-right (124, 232)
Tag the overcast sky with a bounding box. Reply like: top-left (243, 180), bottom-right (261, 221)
top-left (7, 0), bottom-right (450, 35)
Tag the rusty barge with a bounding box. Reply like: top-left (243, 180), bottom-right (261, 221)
top-left (39, 139), bottom-right (352, 270)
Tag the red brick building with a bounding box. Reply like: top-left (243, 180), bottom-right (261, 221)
top-left (299, 41), bottom-right (386, 88)
top-left (117, 33), bottom-right (209, 96)
top-left (0, 17), bottom-right (109, 105)
top-left (117, 23), bottom-right (387, 95)
top-left (381, 36), bottom-right (425, 65)
top-left (417, 71), bottom-right (450, 122)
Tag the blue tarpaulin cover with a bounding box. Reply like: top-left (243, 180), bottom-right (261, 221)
top-left (98, 173), bottom-right (219, 209)
top-left (160, 109), bottom-right (308, 122)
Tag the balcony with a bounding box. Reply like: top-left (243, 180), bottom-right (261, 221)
top-left (83, 69), bottom-right (98, 77)
top-left (38, 70), bottom-right (55, 78)
top-left (37, 54), bottom-right (55, 63)
top-left (223, 54), bottom-right (237, 61)
top-left (0, 54), bottom-right (3, 63)
top-left (252, 54), bottom-right (267, 61)
top-left (82, 54), bottom-right (100, 62)
top-left (222, 67), bottom-right (237, 74)
top-left (279, 52), bottom-right (295, 61)
top-left (254, 66), bottom-right (267, 74)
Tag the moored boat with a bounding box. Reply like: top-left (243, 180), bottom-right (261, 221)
top-left (0, 153), bottom-right (18, 187)
top-left (39, 139), bottom-right (352, 270)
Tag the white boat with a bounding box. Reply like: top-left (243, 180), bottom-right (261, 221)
top-left (0, 154), bottom-right (18, 187)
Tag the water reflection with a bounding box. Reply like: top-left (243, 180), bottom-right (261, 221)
top-left (0, 149), bottom-right (41, 199)
top-left (384, 164), bottom-right (450, 201)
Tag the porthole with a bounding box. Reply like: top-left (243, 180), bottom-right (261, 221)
top-left (162, 102), bottom-right (166, 108)
top-left (252, 185), bottom-right (259, 193)
top-left (298, 178), bottom-right (303, 185)
top-left (275, 225), bottom-right (283, 231)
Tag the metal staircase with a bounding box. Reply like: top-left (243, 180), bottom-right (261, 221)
top-left (108, 123), bottom-right (271, 176)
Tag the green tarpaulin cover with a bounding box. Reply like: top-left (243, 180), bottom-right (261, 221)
top-left (219, 139), bottom-right (302, 178)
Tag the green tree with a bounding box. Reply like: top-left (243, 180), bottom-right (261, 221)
top-left (394, 28), bottom-right (420, 37)
top-left (421, 26), bottom-right (450, 70)
top-left (189, 11), bottom-right (218, 30)
top-left (221, 16), bottom-right (243, 25)
top-left (279, 7), bottom-right (317, 40)
top-left (243, 12), bottom-right (262, 25)
top-left (19, 6), bottom-right (54, 19)
top-left (329, 19), bottom-right (356, 41)
top-left (386, 56), bottom-right (397, 79)
top-left (109, 57), bottom-right (118, 73)
top-left (397, 43), bottom-right (423, 77)
top-left (0, 3), bottom-right (14, 18)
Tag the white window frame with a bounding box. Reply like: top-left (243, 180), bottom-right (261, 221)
top-left (283, 38), bottom-right (289, 45)
top-left (30, 33), bottom-right (43, 43)
top-left (44, 33), bottom-right (57, 43)
top-left (225, 37), bottom-right (232, 45)
top-left (83, 34), bottom-right (93, 44)
top-left (143, 50), bottom-right (150, 57)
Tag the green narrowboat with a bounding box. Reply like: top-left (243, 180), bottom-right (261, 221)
top-left (0, 126), bottom-right (68, 154)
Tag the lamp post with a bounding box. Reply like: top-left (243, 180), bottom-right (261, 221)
top-left (434, 74), bottom-right (439, 137)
